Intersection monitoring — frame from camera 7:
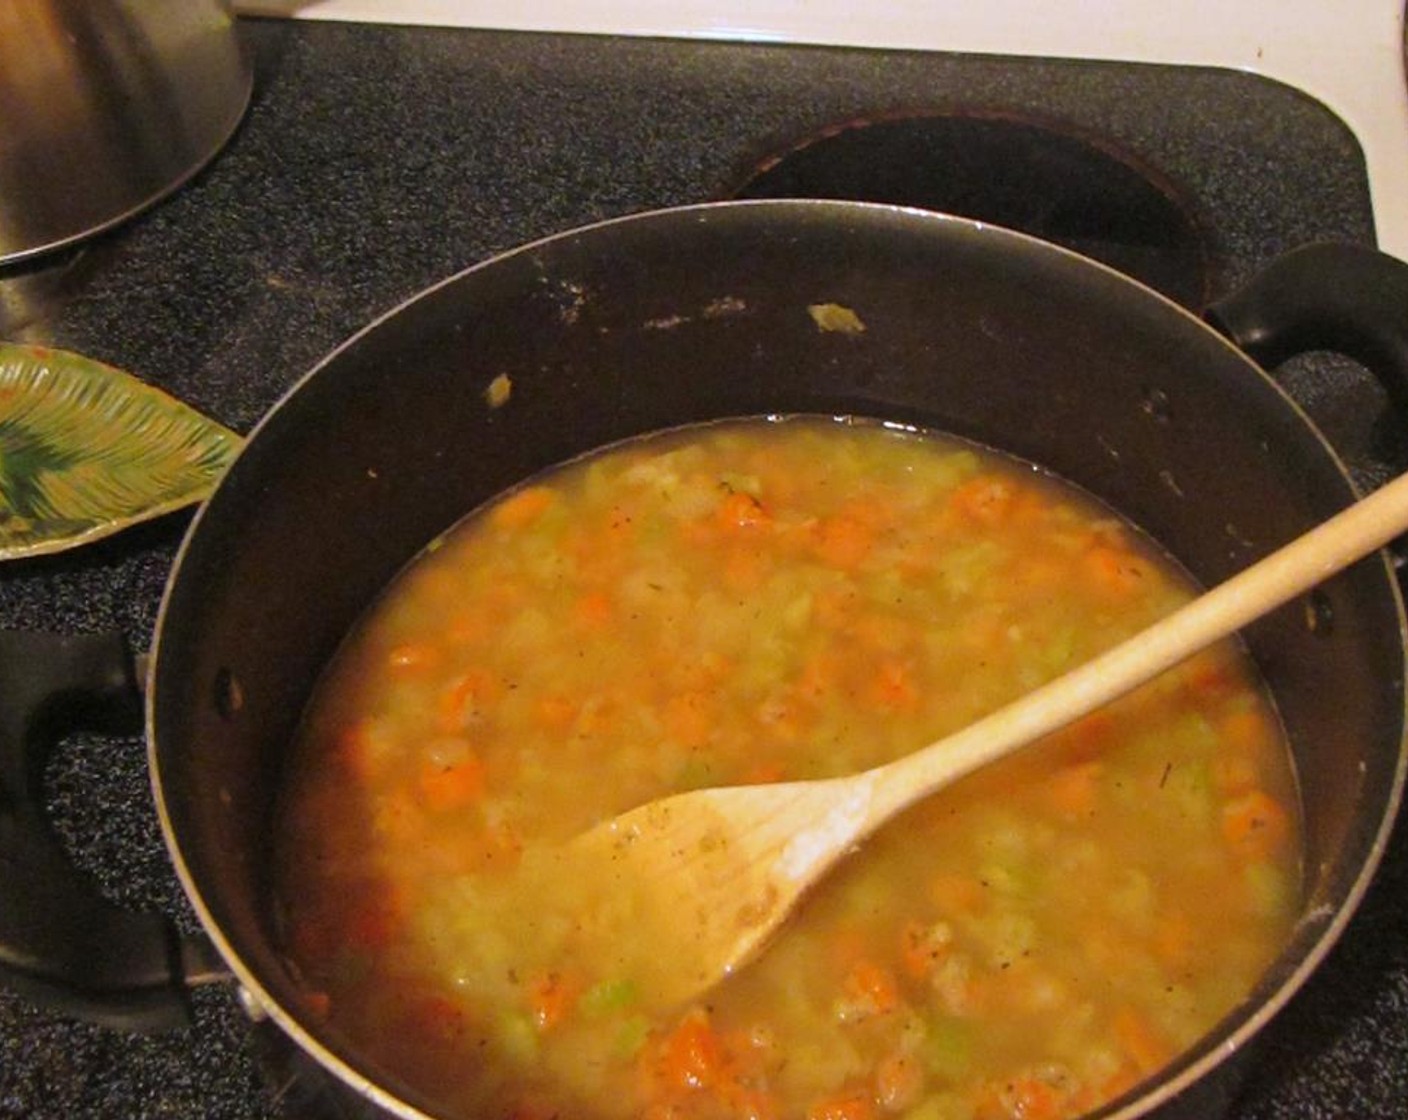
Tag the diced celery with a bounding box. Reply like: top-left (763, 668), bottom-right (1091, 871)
top-left (1160, 758), bottom-right (1214, 826)
top-left (920, 1015), bottom-right (974, 1081)
top-left (613, 1015), bottom-right (651, 1058)
top-left (581, 977), bottom-right (639, 1017)
top-left (496, 1011), bottom-right (540, 1064)
top-left (719, 471), bottom-right (763, 497)
top-left (1245, 861), bottom-right (1293, 916)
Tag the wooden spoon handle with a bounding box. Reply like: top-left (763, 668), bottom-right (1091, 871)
top-left (863, 471), bottom-right (1408, 831)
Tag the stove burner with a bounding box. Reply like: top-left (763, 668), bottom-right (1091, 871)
top-left (730, 113), bottom-right (1212, 310)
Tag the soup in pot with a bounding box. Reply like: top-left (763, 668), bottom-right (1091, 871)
top-left (274, 416), bottom-right (1300, 1120)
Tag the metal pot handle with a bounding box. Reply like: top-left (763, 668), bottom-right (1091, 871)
top-left (0, 630), bottom-right (208, 1030)
top-left (1206, 241), bottom-right (1408, 412)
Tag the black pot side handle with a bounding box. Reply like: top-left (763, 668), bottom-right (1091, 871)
top-left (0, 630), bottom-right (195, 1031)
top-left (1206, 241), bottom-right (1408, 415)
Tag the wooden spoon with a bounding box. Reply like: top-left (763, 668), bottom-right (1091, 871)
top-left (563, 470), bottom-right (1408, 1009)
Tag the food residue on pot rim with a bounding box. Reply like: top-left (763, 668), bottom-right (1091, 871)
top-left (808, 302), bottom-right (866, 334)
top-left (484, 373), bottom-right (512, 409)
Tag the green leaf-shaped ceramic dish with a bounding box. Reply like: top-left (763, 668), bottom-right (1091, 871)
top-left (0, 342), bottom-right (243, 560)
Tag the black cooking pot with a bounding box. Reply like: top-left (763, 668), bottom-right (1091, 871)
top-left (4, 200), bottom-right (1408, 1119)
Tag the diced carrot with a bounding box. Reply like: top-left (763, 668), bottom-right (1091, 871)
top-left (949, 475), bottom-right (1017, 525)
top-left (814, 513), bottom-right (874, 569)
top-left (807, 1087), bottom-right (876, 1120)
top-left (1221, 789), bottom-right (1292, 861)
top-left (438, 667), bottom-right (502, 732)
top-left (574, 590), bottom-right (615, 629)
top-left (869, 660), bottom-right (918, 711)
top-left (420, 755), bottom-right (487, 811)
top-left (717, 489), bottom-right (773, 530)
top-left (1045, 760), bottom-right (1103, 819)
top-left (1112, 1007), bottom-right (1172, 1075)
top-left (1001, 1075), bottom-right (1064, 1120)
top-left (875, 1050), bottom-right (925, 1112)
top-left (840, 958), bottom-right (901, 1018)
top-left (654, 1009), bottom-right (727, 1091)
top-left (899, 920), bottom-right (953, 981)
top-left (929, 872), bottom-right (988, 917)
top-left (492, 485), bottom-right (557, 529)
top-left (663, 690), bottom-right (714, 748)
top-left (1085, 543), bottom-right (1149, 597)
top-left (527, 970), bottom-right (583, 1031)
top-left (1049, 709), bottom-right (1116, 766)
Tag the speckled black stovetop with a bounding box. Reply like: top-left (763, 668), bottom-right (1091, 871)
top-left (2, 16), bottom-right (1406, 1120)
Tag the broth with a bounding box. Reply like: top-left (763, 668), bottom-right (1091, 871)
top-left (274, 416), bottom-right (1301, 1120)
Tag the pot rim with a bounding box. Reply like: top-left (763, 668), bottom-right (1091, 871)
top-left (148, 198), bottom-right (1408, 1120)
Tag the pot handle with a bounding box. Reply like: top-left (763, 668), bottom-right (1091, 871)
top-left (1206, 241), bottom-right (1408, 411)
top-left (0, 630), bottom-right (200, 1031)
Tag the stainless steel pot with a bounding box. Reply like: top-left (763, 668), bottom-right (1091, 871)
top-left (0, 0), bottom-right (251, 266)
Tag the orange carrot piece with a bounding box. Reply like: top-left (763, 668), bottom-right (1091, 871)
top-left (875, 1051), bottom-right (925, 1113)
top-left (1085, 543), bottom-right (1149, 597)
top-left (869, 660), bottom-right (918, 711)
top-left (929, 872), bottom-right (989, 917)
top-left (574, 590), bottom-right (615, 629)
top-left (899, 920), bottom-right (952, 981)
top-left (493, 485), bottom-right (557, 529)
top-left (807, 1087), bottom-right (877, 1120)
top-left (949, 475), bottom-right (1017, 525)
top-left (841, 958), bottom-right (901, 1017)
top-left (814, 513), bottom-right (873, 569)
top-left (1045, 760), bottom-right (1103, 819)
top-left (420, 755), bottom-right (487, 811)
top-left (1001, 1075), bottom-right (1064, 1120)
top-left (1221, 789), bottom-right (1292, 861)
top-left (655, 1009), bottom-right (727, 1092)
top-left (716, 489), bottom-right (772, 530)
top-left (437, 668), bottom-right (502, 732)
top-left (663, 690), bottom-right (713, 748)
top-left (527, 970), bottom-right (583, 1031)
